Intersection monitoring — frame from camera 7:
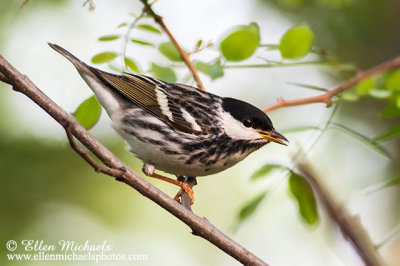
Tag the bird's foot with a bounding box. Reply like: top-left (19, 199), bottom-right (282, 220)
top-left (142, 163), bottom-right (194, 205)
top-left (173, 182), bottom-right (194, 205)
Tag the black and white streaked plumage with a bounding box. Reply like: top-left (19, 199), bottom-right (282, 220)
top-left (49, 43), bottom-right (287, 179)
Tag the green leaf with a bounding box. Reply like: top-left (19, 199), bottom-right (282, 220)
top-left (117, 22), bottom-right (127, 28)
top-left (385, 69), bottom-right (400, 91)
top-left (288, 172), bottom-right (318, 225)
top-left (98, 35), bottom-right (120, 41)
top-left (131, 39), bottom-right (154, 46)
top-left (368, 89), bottom-right (392, 99)
top-left (329, 122), bottom-right (391, 158)
top-left (287, 82), bottom-right (328, 92)
top-left (381, 100), bottom-right (400, 118)
top-left (136, 24), bottom-right (162, 34)
top-left (158, 41), bottom-right (182, 62)
top-left (379, 176), bottom-right (400, 189)
top-left (365, 176), bottom-right (400, 194)
top-left (195, 39), bottom-right (203, 50)
top-left (238, 191), bottom-right (267, 223)
top-left (124, 57), bottom-right (140, 73)
top-left (251, 164), bottom-right (286, 181)
top-left (373, 124), bottom-right (400, 143)
top-left (151, 63), bottom-right (177, 82)
top-left (341, 90), bottom-right (360, 102)
top-left (220, 23), bottom-right (260, 61)
top-left (356, 77), bottom-right (375, 96)
top-left (91, 52), bottom-right (118, 64)
top-left (396, 95), bottom-right (400, 108)
top-left (195, 60), bottom-right (224, 80)
top-left (73, 95), bottom-right (102, 130)
top-left (279, 24), bottom-right (315, 59)
top-left (280, 126), bottom-right (321, 134)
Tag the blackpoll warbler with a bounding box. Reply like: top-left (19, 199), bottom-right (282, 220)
top-left (49, 43), bottom-right (288, 204)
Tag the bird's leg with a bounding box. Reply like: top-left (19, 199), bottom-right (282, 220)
top-left (174, 176), bottom-right (197, 209)
top-left (142, 163), bottom-right (194, 205)
top-left (173, 176), bottom-right (185, 202)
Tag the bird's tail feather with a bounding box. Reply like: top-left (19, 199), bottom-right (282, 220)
top-left (48, 43), bottom-right (92, 75)
top-left (48, 43), bottom-right (125, 116)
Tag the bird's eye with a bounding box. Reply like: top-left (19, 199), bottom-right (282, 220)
top-left (243, 118), bottom-right (253, 128)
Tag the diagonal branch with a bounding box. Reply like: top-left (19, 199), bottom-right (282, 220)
top-left (0, 54), bottom-right (267, 266)
top-left (65, 125), bottom-right (127, 177)
top-left (296, 160), bottom-right (385, 266)
top-left (140, 0), bottom-right (206, 91)
top-left (0, 72), bottom-right (9, 83)
top-left (262, 55), bottom-right (400, 113)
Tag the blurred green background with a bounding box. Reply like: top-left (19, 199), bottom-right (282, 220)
top-left (0, 0), bottom-right (399, 265)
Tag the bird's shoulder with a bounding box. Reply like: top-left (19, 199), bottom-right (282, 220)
top-left (160, 81), bottom-right (223, 135)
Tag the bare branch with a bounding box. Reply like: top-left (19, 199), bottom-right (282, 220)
top-left (262, 55), bottom-right (400, 112)
top-left (0, 71), bottom-right (9, 84)
top-left (0, 53), bottom-right (267, 266)
top-left (65, 125), bottom-right (127, 177)
top-left (140, 0), bottom-right (206, 91)
top-left (296, 159), bottom-right (385, 266)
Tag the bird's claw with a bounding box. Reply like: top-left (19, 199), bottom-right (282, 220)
top-left (174, 182), bottom-right (194, 205)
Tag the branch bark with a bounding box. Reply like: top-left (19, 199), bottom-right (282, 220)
top-left (0, 54), bottom-right (267, 266)
top-left (296, 160), bottom-right (385, 266)
top-left (262, 55), bottom-right (400, 113)
top-left (140, 0), bottom-right (206, 91)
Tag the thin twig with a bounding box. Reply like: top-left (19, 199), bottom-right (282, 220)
top-left (296, 159), bottom-right (385, 266)
top-left (262, 55), bottom-right (400, 113)
top-left (121, 12), bottom-right (145, 69)
top-left (224, 61), bottom-right (329, 69)
top-left (375, 222), bottom-right (400, 249)
top-left (139, 0), bottom-right (206, 91)
top-left (21, 0), bottom-right (30, 8)
top-left (0, 54), bottom-right (267, 266)
top-left (82, 0), bottom-right (95, 12)
top-left (65, 125), bottom-right (127, 177)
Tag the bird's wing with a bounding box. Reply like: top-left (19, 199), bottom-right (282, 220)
top-left (93, 70), bottom-right (207, 135)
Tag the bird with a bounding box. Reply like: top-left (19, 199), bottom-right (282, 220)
top-left (49, 43), bottom-right (288, 204)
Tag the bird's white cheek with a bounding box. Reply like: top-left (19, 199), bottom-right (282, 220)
top-left (220, 111), bottom-right (260, 140)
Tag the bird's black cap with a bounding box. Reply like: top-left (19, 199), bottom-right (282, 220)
top-left (222, 97), bottom-right (274, 131)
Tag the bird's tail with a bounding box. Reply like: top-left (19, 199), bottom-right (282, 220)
top-left (48, 43), bottom-right (125, 116)
top-left (48, 43), bottom-right (92, 75)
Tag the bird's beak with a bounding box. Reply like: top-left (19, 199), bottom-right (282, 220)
top-left (257, 130), bottom-right (288, 146)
